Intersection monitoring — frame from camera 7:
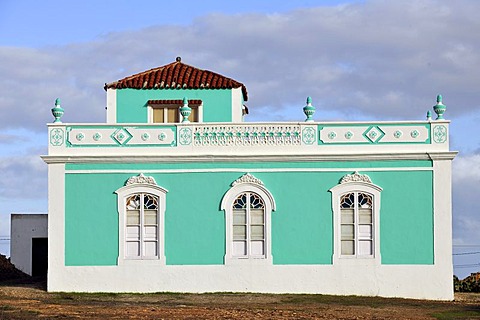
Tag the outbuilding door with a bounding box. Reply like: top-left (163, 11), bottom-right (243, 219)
top-left (31, 237), bottom-right (48, 277)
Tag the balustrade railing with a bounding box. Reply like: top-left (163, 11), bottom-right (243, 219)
top-left (47, 120), bottom-right (450, 152)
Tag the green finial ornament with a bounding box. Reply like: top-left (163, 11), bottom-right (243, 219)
top-left (179, 97), bottom-right (192, 123)
top-left (426, 110), bottom-right (432, 121)
top-left (433, 94), bottom-right (446, 120)
top-left (51, 98), bottom-right (64, 123)
top-left (303, 96), bottom-right (315, 122)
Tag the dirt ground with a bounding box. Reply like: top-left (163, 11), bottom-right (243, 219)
top-left (0, 255), bottom-right (29, 283)
top-left (0, 279), bottom-right (479, 320)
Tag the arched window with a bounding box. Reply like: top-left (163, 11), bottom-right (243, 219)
top-left (125, 193), bottom-right (160, 259)
top-left (116, 174), bottom-right (168, 265)
top-left (330, 172), bottom-right (382, 264)
top-left (339, 192), bottom-right (374, 256)
top-left (221, 173), bottom-right (275, 264)
top-left (232, 192), bottom-right (266, 258)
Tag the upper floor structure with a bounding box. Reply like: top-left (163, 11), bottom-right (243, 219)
top-left (104, 57), bottom-right (248, 124)
top-left (47, 57), bottom-right (452, 160)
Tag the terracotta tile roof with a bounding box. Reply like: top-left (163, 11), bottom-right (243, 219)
top-left (105, 57), bottom-right (248, 101)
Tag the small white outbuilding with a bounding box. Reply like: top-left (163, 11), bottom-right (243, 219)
top-left (10, 213), bottom-right (48, 276)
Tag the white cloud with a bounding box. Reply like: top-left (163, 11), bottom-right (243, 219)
top-left (0, 153), bottom-right (47, 200)
top-left (453, 154), bottom-right (480, 183)
top-left (1, 0), bottom-right (479, 131)
top-left (452, 154), bottom-right (480, 258)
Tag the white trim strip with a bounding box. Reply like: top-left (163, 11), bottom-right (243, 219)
top-left (41, 152), bottom-right (458, 164)
top-left (65, 167), bottom-right (433, 174)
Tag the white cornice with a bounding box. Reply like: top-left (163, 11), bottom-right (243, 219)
top-left (41, 152), bottom-right (457, 164)
top-left (427, 151), bottom-right (459, 160)
top-left (46, 119), bottom-right (451, 127)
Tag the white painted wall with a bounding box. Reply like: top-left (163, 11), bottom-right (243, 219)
top-left (47, 264), bottom-right (453, 300)
top-left (106, 89), bottom-right (116, 123)
top-left (231, 88), bottom-right (243, 122)
top-left (10, 214), bottom-right (48, 275)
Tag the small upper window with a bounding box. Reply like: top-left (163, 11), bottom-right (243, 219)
top-left (148, 99), bottom-right (202, 123)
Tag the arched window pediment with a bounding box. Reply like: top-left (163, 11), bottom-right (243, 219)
top-left (221, 173), bottom-right (275, 211)
top-left (330, 172), bottom-right (383, 194)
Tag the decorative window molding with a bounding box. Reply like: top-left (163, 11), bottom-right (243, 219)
top-left (232, 173), bottom-right (264, 186)
top-left (329, 172), bottom-right (382, 265)
top-left (115, 174), bottom-right (168, 265)
top-left (126, 173), bottom-right (157, 186)
top-left (340, 171), bottom-right (372, 184)
top-left (220, 173), bottom-right (276, 265)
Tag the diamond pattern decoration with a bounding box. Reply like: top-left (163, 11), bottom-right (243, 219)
top-left (433, 125), bottom-right (447, 143)
top-left (363, 126), bottom-right (385, 143)
top-left (50, 128), bottom-right (64, 146)
top-left (302, 127), bottom-right (316, 145)
top-left (179, 127), bottom-right (192, 145)
top-left (111, 128), bottom-right (133, 145)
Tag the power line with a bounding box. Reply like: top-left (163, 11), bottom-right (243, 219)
top-left (454, 262), bottom-right (480, 267)
top-left (454, 263), bottom-right (480, 268)
top-left (453, 251), bottom-right (480, 256)
top-left (453, 245), bottom-right (480, 248)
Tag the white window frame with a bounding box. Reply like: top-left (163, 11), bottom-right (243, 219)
top-left (330, 174), bottom-right (382, 265)
top-left (221, 174), bottom-right (276, 265)
top-left (148, 102), bottom-right (203, 123)
top-left (116, 177), bottom-right (168, 265)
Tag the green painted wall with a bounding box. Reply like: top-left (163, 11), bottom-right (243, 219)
top-left (374, 170), bottom-right (434, 264)
top-left (66, 160), bottom-right (432, 171)
top-left (65, 174), bottom-right (120, 266)
top-left (116, 88), bottom-right (233, 123)
top-left (64, 161), bottom-right (434, 266)
top-left (267, 172), bottom-right (332, 264)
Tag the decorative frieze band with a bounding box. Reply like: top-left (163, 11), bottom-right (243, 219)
top-left (47, 121), bottom-right (446, 152)
top-left (319, 124), bottom-right (431, 144)
top-left (66, 126), bottom-right (176, 147)
top-left (191, 124), bottom-right (302, 147)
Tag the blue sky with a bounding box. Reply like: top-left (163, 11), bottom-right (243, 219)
top-left (0, 0), bottom-right (479, 279)
top-left (0, 0), bottom-right (350, 46)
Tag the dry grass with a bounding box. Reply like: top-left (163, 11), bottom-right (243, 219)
top-left (0, 280), bottom-right (479, 319)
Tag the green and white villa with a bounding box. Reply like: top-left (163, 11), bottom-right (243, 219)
top-left (43, 57), bottom-right (456, 300)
